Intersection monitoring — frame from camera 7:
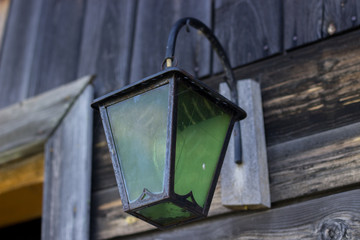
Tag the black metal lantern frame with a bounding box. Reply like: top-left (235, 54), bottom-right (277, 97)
top-left (91, 18), bottom-right (246, 229)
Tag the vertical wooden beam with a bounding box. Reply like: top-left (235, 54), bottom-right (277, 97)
top-left (77, 0), bottom-right (137, 96)
top-left (284, 0), bottom-right (323, 50)
top-left (213, 0), bottom-right (282, 72)
top-left (27, 0), bottom-right (86, 97)
top-left (0, 0), bottom-right (10, 48)
top-left (130, 0), bottom-right (212, 83)
top-left (0, 0), bottom-right (43, 108)
top-left (220, 79), bottom-right (270, 209)
top-left (42, 84), bottom-right (93, 240)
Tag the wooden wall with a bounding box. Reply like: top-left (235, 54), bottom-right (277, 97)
top-left (0, 0), bottom-right (360, 239)
top-left (0, 0), bottom-right (10, 48)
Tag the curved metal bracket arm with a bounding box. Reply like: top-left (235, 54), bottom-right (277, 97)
top-left (164, 17), bottom-right (243, 164)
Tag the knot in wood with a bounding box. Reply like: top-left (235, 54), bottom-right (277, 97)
top-left (320, 219), bottom-right (349, 240)
top-left (327, 23), bottom-right (336, 36)
top-left (320, 59), bottom-right (339, 73)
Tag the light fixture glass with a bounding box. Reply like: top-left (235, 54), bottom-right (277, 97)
top-left (107, 84), bottom-right (169, 202)
top-left (174, 81), bottom-right (232, 208)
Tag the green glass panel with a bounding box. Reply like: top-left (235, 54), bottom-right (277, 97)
top-left (174, 82), bottom-right (231, 207)
top-left (107, 84), bottom-right (169, 202)
top-left (136, 202), bottom-right (196, 226)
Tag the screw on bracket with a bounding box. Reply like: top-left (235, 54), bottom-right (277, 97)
top-left (327, 23), bottom-right (336, 36)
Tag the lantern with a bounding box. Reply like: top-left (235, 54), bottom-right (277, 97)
top-left (91, 18), bottom-right (246, 229)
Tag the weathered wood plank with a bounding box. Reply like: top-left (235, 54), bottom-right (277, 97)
top-left (220, 80), bottom-right (270, 209)
top-left (0, 76), bottom-right (93, 165)
top-left (77, 0), bottom-right (137, 97)
top-left (124, 189), bottom-right (360, 240)
top-left (0, 153), bottom-right (43, 195)
top-left (91, 130), bottom-right (117, 192)
top-left (129, 0), bottom-right (212, 83)
top-left (269, 121), bottom-right (360, 202)
top-left (42, 84), bottom-right (93, 240)
top-left (323, 0), bottom-right (360, 37)
top-left (213, 0), bottom-right (281, 73)
top-left (0, 0), bottom-right (10, 48)
top-left (90, 187), bottom-right (155, 239)
top-left (284, 0), bottom-right (323, 50)
top-left (207, 29), bottom-right (360, 146)
top-left (27, 0), bottom-right (86, 97)
top-left (0, 0), bottom-right (43, 108)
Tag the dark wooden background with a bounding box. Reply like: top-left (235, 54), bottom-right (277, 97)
top-left (0, 0), bottom-right (360, 239)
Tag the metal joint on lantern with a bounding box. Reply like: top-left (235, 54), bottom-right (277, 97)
top-left (91, 17), bottom-right (247, 229)
top-left (166, 58), bottom-right (172, 68)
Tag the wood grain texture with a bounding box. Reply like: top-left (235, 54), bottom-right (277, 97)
top-left (91, 126), bottom-right (117, 192)
top-left (124, 189), bottom-right (360, 240)
top-left (27, 0), bottom-right (86, 97)
top-left (78, 0), bottom-right (138, 196)
top-left (284, 0), bottom-right (323, 50)
top-left (77, 0), bottom-right (137, 97)
top-left (0, 0), bottom-right (10, 48)
top-left (213, 0), bottom-right (281, 73)
top-left (0, 0), bottom-right (43, 108)
top-left (323, 0), bottom-right (360, 37)
top-left (0, 76), bottom-right (93, 165)
top-left (269, 121), bottom-right (360, 202)
top-left (206, 29), bottom-right (360, 146)
top-left (42, 84), bottom-right (93, 240)
top-left (129, 0), bottom-right (212, 83)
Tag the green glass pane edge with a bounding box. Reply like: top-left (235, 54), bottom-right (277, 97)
top-left (106, 84), bottom-right (170, 203)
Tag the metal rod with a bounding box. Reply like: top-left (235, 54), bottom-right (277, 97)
top-left (164, 17), bottom-right (243, 164)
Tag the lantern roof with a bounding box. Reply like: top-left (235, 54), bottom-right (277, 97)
top-left (91, 67), bottom-right (246, 121)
